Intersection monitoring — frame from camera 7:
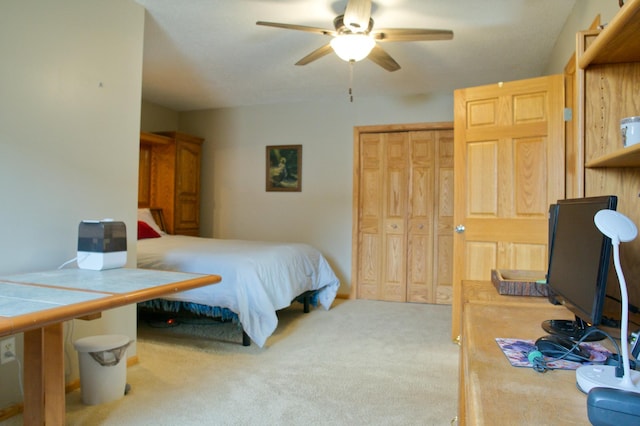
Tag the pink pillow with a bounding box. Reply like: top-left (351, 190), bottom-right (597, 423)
top-left (138, 220), bottom-right (161, 239)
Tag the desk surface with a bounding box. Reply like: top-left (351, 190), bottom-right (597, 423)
top-left (462, 302), bottom-right (591, 425)
top-left (0, 268), bottom-right (221, 337)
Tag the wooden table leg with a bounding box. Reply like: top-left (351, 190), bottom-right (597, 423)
top-left (23, 328), bottom-right (44, 425)
top-left (23, 323), bottom-right (65, 425)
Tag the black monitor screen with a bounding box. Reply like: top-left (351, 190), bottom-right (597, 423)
top-left (543, 195), bottom-right (617, 340)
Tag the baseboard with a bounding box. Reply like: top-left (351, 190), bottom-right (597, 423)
top-left (0, 355), bottom-right (139, 421)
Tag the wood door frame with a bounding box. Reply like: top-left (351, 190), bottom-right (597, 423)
top-left (351, 121), bottom-right (454, 299)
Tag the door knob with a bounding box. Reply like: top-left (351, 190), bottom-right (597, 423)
top-left (455, 224), bottom-right (465, 234)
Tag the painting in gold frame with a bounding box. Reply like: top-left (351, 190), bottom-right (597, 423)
top-left (266, 145), bottom-right (302, 192)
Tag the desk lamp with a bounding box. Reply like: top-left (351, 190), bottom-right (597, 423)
top-left (576, 209), bottom-right (640, 393)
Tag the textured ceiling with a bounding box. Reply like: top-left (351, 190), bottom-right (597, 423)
top-left (135, 0), bottom-right (577, 111)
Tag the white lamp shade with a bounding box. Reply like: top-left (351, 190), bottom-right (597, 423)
top-left (594, 209), bottom-right (638, 243)
top-left (330, 34), bottom-right (375, 62)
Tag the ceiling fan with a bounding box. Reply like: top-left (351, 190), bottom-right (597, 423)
top-left (256, 0), bottom-right (453, 72)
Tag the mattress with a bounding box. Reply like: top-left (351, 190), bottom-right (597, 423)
top-left (137, 235), bottom-right (340, 347)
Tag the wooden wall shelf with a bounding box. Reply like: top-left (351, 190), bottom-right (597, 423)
top-left (586, 143), bottom-right (640, 168)
top-left (579, 0), bottom-right (640, 68)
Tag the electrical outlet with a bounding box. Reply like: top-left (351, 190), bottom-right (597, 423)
top-left (1, 337), bottom-right (16, 364)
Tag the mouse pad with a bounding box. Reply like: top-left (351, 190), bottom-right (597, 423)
top-left (495, 337), bottom-right (610, 370)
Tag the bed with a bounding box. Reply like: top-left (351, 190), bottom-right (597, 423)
top-left (136, 208), bottom-right (340, 347)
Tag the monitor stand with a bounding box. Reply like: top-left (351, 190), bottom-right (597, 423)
top-left (541, 316), bottom-right (604, 342)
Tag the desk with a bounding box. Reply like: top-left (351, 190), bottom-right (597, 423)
top-left (0, 268), bottom-right (221, 425)
top-left (458, 281), bottom-right (591, 425)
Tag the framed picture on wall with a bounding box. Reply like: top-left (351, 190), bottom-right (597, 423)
top-left (266, 145), bottom-right (302, 192)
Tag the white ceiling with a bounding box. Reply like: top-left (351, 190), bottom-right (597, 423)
top-left (135, 0), bottom-right (577, 111)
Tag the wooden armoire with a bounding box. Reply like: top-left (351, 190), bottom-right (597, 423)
top-left (351, 123), bottom-right (454, 304)
top-left (138, 131), bottom-right (204, 236)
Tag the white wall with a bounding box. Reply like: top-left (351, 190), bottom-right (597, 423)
top-left (141, 99), bottom-right (180, 132)
top-left (545, 0), bottom-right (621, 74)
top-left (176, 93), bottom-right (454, 293)
top-left (0, 0), bottom-right (144, 409)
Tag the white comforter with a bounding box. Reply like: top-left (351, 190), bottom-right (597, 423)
top-left (137, 235), bottom-right (340, 347)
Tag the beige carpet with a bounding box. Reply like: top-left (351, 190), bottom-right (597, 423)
top-left (4, 299), bottom-right (459, 425)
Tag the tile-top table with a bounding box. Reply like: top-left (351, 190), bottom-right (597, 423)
top-left (0, 268), bottom-right (221, 425)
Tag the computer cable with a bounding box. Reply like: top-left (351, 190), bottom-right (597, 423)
top-left (527, 327), bottom-right (622, 374)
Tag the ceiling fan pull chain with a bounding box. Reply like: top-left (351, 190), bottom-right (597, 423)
top-left (349, 60), bottom-right (355, 102)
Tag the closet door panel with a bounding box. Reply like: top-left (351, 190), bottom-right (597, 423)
top-left (357, 134), bottom-right (384, 300)
top-left (381, 133), bottom-right (409, 301)
top-left (436, 131), bottom-right (455, 304)
top-left (407, 132), bottom-right (435, 303)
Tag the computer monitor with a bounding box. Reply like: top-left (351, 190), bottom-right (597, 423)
top-left (542, 195), bottom-right (618, 341)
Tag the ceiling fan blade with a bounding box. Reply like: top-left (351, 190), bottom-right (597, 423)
top-left (372, 28), bottom-right (454, 42)
top-left (343, 0), bottom-right (372, 32)
top-left (367, 45), bottom-right (401, 72)
top-left (256, 21), bottom-right (335, 37)
top-left (295, 43), bottom-right (334, 66)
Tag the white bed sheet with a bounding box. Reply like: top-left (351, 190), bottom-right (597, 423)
top-left (137, 235), bottom-right (340, 347)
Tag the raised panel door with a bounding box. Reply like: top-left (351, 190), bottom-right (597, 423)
top-left (138, 145), bottom-right (152, 208)
top-left (452, 75), bottom-right (565, 340)
top-left (175, 141), bottom-right (201, 235)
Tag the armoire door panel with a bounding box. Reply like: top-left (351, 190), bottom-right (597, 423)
top-left (176, 142), bottom-right (201, 196)
top-left (138, 145), bottom-right (152, 208)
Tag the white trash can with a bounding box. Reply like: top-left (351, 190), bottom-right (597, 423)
top-left (73, 334), bottom-right (132, 405)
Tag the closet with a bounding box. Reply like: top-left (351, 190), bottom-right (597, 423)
top-left (138, 131), bottom-right (204, 236)
top-left (352, 123), bottom-right (453, 304)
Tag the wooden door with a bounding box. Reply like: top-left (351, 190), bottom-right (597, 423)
top-left (353, 124), bottom-right (454, 304)
top-left (174, 140), bottom-right (201, 235)
top-left (357, 131), bottom-right (409, 301)
top-left (406, 130), bottom-right (454, 303)
top-left (451, 75), bottom-right (565, 341)
top-left (138, 144), bottom-right (152, 208)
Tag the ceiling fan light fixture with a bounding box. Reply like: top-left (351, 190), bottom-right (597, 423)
top-left (330, 34), bottom-right (375, 62)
